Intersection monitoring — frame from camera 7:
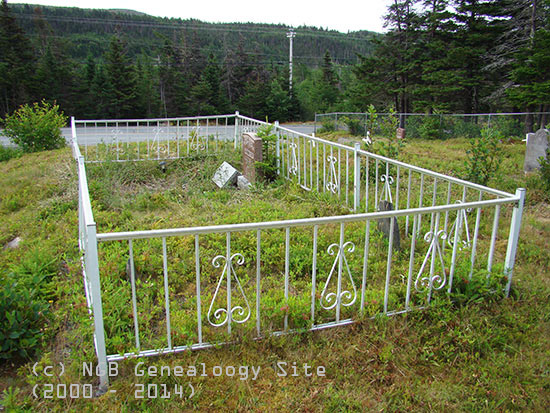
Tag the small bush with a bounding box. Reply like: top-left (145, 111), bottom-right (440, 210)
top-left (0, 249), bottom-right (57, 359)
top-left (0, 276), bottom-right (50, 359)
top-left (3, 100), bottom-right (67, 153)
top-left (318, 119), bottom-right (337, 133)
top-left (417, 116), bottom-right (442, 140)
top-left (255, 124), bottom-right (278, 182)
top-left (341, 116), bottom-right (364, 136)
top-left (464, 127), bottom-right (502, 186)
top-left (0, 145), bottom-right (22, 162)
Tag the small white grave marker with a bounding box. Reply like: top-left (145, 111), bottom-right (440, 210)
top-left (212, 162), bottom-right (239, 188)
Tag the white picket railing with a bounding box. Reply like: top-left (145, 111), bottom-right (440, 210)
top-left (71, 114), bottom-right (525, 392)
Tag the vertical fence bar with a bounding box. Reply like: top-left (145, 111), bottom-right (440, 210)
top-left (417, 174), bottom-right (425, 237)
top-left (395, 166), bottom-right (400, 210)
top-left (256, 230), bottom-right (261, 337)
top-left (427, 213), bottom-right (440, 304)
top-left (86, 224), bottom-right (109, 391)
top-left (336, 223), bottom-right (345, 322)
top-left (487, 205), bottom-right (501, 275)
top-left (469, 192), bottom-right (483, 280)
top-left (194, 235), bottom-right (202, 344)
top-left (345, 150), bottom-right (349, 206)
top-left (226, 232), bottom-right (232, 335)
top-left (383, 217), bottom-right (395, 314)
top-left (316, 138), bottom-right (320, 192)
top-left (284, 227), bottom-right (290, 331)
top-left (311, 225), bottom-right (318, 324)
top-left (505, 188), bottom-right (526, 297)
top-left (162, 238), bottom-right (172, 350)
top-left (430, 178), bottom-right (438, 232)
top-left (323, 144), bottom-right (326, 192)
top-left (405, 169), bottom-right (412, 234)
top-left (448, 208), bottom-right (463, 294)
top-left (234, 111), bottom-right (239, 149)
top-left (375, 159), bottom-right (379, 209)
top-left (405, 214), bottom-right (418, 310)
top-left (274, 121), bottom-right (280, 176)
top-left (128, 239), bottom-right (140, 351)
top-left (365, 157), bottom-right (369, 212)
top-left (337, 148), bottom-right (341, 199)
top-left (360, 220), bottom-right (370, 313)
top-left (353, 143), bottom-right (361, 212)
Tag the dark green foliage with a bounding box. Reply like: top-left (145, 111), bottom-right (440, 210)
top-left (0, 0), bottom-right (36, 117)
top-left (0, 249), bottom-right (57, 359)
top-left (0, 145), bottom-right (22, 162)
top-left (417, 115), bottom-right (442, 140)
top-left (464, 127), bottom-right (503, 185)
top-left (3, 100), bottom-right (67, 152)
top-left (255, 124), bottom-right (278, 182)
top-left (341, 116), bottom-right (364, 136)
top-left (104, 35), bottom-right (138, 119)
top-left (539, 148), bottom-right (550, 194)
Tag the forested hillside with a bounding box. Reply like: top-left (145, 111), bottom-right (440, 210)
top-left (1, 0), bottom-right (549, 123)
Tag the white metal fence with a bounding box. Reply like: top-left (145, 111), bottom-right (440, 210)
top-left (71, 113), bottom-right (525, 392)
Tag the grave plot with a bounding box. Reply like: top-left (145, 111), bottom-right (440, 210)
top-left (72, 113), bottom-right (525, 390)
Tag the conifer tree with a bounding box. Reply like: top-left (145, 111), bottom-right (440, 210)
top-left (0, 0), bottom-right (36, 116)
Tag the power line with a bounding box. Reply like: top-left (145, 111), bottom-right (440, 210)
top-left (12, 10), bottom-right (377, 42)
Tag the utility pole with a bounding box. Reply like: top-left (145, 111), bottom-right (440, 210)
top-left (287, 29), bottom-right (296, 93)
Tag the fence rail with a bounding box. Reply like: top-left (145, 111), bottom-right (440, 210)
top-left (71, 114), bottom-right (525, 392)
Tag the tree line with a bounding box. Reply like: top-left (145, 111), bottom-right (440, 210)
top-left (1, 0), bottom-right (549, 124)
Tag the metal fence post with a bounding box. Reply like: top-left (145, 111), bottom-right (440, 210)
top-left (274, 120), bottom-right (281, 175)
top-left (504, 188), bottom-right (526, 297)
top-left (353, 142), bottom-right (361, 212)
top-left (234, 111), bottom-right (240, 149)
top-left (86, 223), bottom-right (109, 392)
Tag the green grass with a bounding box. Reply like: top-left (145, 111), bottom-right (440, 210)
top-left (0, 138), bottom-right (549, 412)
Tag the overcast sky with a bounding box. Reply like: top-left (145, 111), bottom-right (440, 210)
top-left (12, 0), bottom-right (394, 33)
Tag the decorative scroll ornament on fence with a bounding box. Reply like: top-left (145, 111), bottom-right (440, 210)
top-left (326, 156), bottom-right (339, 193)
top-left (289, 142), bottom-right (298, 175)
top-left (151, 126), bottom-right (169, 154)
top-left (320, 241), bottom-right (358, 310)
top-left (447, 201), bottom-right (472, 249)
top-left (414, 230), bottom-right (448, 292)
top-left (208, 253), bottom-right (251, 327)
top-left (189, 127), bottom-right (205, 151)
top-left (380, 174), bottom-right (394, 204)
top-left (110, 128), bottom-right (123, 154)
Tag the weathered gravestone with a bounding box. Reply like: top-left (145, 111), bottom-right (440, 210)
top-left (524, 128), bottom-right (549, 173)
top-left (396, 128), bottom-right (406, 140)
top-left (212, 161), bottom-right (240, 188)
top-left (242, 132), bottom-right (263, 183)
top-left (377, 200), bottom-right (401, 251)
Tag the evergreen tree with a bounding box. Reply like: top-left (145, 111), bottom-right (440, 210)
top-left (0, 0), bottom-right (36, 116)
top-left (189, 54), bottom-right (228, 115)
top-left (507, 0), bottom-right (550, 128)
top-left (104, 35), bottom-right (139, 118)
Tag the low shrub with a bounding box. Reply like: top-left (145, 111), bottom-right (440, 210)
top-left (0, 145), bottom-right (22, 162)
top-left (464, 127), bottom-right (502, 185)
top-left (3, 100), bottom-right (67, 153)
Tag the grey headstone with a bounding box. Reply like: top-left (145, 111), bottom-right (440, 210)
top-left (524, 128), bottom-right (549, 172)
top-left (237, 175), bottom-right (252, 190)
top-left (212, 161), bottom-right (239, 188)
top-left (377, 200), bottom-right (401, 251)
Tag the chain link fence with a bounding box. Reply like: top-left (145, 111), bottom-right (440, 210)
top-left (314, 112), bottom-right (550, 139)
